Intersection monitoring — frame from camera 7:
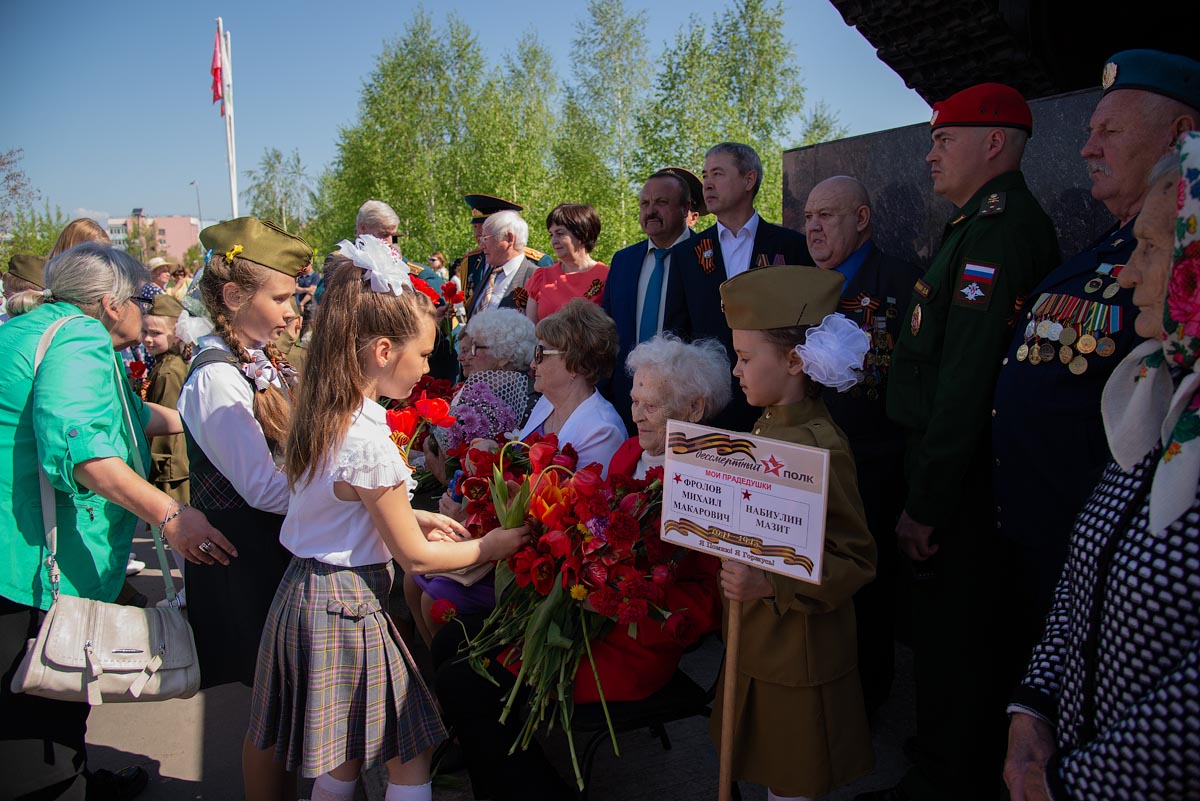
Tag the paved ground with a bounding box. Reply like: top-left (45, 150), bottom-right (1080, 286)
top-left (85, 530), bottom-right (915, 800)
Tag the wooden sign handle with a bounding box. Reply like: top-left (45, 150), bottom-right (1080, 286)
top-left (718, 599), bottom-right (742, 801)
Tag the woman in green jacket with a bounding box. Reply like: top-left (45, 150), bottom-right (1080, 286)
top-left (0, 242), bottom-right (233, 801)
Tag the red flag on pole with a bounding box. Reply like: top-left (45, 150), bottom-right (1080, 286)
top-left (210, 28), bottom-right (224, 116)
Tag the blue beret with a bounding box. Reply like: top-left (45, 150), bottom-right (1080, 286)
top-left (1102, 50), bottom-right (1200, 110)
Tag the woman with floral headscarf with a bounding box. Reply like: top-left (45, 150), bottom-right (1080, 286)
top-left (1003, 132), bottom-right (1200, 801)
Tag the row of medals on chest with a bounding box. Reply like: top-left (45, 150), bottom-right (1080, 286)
top-left (1016, 273), bottom-right (1123, 375)
top-left (849, 297), bottom-right (897, 399)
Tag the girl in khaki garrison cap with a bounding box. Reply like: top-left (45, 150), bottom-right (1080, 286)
top-left (713, 265), bottom-right (878, 800)
top-left (174, 216), bottom-right (309, 800)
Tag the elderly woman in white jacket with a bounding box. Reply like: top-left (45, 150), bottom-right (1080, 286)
top-left (516, 298), bottom-right (626, 473)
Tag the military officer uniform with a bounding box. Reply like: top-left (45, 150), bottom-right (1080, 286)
top-left (822, 241), bottom-right (922, 715)
top-left (882, 85), bottom-right (1061, 801)
top-left (456, 194), bottom-right (552, 319)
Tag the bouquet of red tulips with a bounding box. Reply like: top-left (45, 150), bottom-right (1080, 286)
top-left (457, 434), bottom-right (680, 790)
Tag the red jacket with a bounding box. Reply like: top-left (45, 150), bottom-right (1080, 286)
top-left (572, 438), bottom-right (721, 702)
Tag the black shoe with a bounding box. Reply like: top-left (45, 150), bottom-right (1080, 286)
top-left (854, 786), bottom-right (913, 801)
top-left (85, 766), bottom-right (149, 801)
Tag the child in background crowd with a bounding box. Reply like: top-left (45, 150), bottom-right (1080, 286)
top-left (714, 265), bottom-right (877, 801)
top-left (141, 292), bottom-right (192, 606)
top-left (245, 236), bottom-right (528, 801)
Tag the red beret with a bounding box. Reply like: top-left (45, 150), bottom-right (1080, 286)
top-left (930, 82), bottom-right (1033, 136)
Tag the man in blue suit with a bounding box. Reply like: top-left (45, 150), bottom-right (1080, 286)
top-left (602, 169), bottom-right (698, 432)
top-left (664, 141), bottom-right (812, 432)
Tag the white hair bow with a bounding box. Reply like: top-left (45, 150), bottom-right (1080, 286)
top-left (336, 235), bottom-right (413, 296)
top-left (795, 313), bottom-right (870, 393)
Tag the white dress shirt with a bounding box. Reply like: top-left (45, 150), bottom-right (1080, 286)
top-left (177, 335), bottom-right (290, 514)
top-left (484, 254), bottom-right (526, 311)
top-left (717, 212), bottom-right (761, 279)
top-left (636, 228), bottom-right (693, 341)
top-left (518, 390), bottom-right (627, 476)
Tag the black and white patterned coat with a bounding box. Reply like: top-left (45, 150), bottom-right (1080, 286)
top-left (1008, 451), bottom-right (1200, 800)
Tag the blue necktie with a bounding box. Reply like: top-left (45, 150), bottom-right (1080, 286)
top-left (639, 248), bottom-right (668, 343)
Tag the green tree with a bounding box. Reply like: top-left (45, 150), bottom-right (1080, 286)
top-left (553, 0), bottom-right (649, 254)
top-left (1, 148), bottom-right (38, 233)
top-left (243, 147), bottom-right (311, 232)
top-left (0, 201), bottom-right (67, 268)
top-left (124, 214), bottom-right (159, 263)
top-left (632, 0), bottom-right (846, 225)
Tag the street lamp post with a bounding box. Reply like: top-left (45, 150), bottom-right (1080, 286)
top-left (189, 180), bottom-right (203, 234)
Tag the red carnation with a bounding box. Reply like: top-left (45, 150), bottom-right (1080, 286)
top-left (621, 578), bottom-right (662, 603)
top-left (617, 598), bottom-right (649, 625)
top-left (606, 512), bottom-right (640, 549)
top-left (589, 587), bottom-right (621, 617)
top-left (128, 361), bottom-right (147, 379)
top-left (430, 598), bottom-right (458, 625)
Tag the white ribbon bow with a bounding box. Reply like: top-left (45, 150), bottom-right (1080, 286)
top-left (795, 312), bottom-right (870, 393)
top-left (335, 235), bottom-right (413, 296)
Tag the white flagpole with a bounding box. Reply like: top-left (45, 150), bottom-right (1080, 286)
top-left (217, 17), bottom-right (239, 218)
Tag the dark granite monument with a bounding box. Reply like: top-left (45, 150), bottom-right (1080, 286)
top-left (783, 88), bottom-right (1115, 270)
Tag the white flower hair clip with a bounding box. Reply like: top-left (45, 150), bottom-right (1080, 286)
top-left (336, 235), bottom-right (413, 296)
top-left (795, 312), bottom-right (870, 393)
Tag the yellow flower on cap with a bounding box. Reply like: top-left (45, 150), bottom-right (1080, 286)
top-left (225, 244), bottom-right (243, 263)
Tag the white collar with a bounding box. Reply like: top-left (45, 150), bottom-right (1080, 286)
top-left (648, 228), bottom-right (692, 252)
top-left (196, 333), bottom-right (265, 358)
top-left (498, 253), bottom-right (525, 276)
top-left (717, 212), bottom-right (761, 240)
top-left (357, 396), bottom-right (387, 425)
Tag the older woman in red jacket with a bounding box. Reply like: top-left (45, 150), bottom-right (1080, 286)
top-left (433, 334), bottom-right (732, 800)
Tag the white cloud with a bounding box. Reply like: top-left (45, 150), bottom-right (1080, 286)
top-left (73, 208), bottom-right (111, 222)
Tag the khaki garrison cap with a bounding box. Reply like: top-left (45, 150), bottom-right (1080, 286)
top-left (7, 254), bottom-right (46, 288)
top-left (148, 293), bottom-right (184, 318)
top-left (721, 265), bottom-right (845, 330)
top-left (200, 217), bottom-right (313, 277)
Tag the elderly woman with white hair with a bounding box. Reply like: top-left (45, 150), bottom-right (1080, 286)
top-left (0, 243), bottom-right (231, 799)
top-left (610, 333), bottom-right (733, 477)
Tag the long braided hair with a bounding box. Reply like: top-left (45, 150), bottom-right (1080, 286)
top-left (198, 253), bottom-right (294, 449)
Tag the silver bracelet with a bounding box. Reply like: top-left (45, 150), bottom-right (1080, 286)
top-left (158, 502), bottom-right (191, 541)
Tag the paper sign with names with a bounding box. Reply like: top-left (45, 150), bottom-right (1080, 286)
top-left (661, 420), bottom-right (829, 584)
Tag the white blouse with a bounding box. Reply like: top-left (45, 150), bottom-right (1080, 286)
top-left (518, 389), bottom-right (626, 477)
top-left (280, 397), bottom-right (416, 567)
top-left (177, 335), bottom-right (290, 514)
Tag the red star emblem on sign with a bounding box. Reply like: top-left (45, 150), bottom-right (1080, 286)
top-left (742, 490), bottom-right (752, 500)
top-left (761, 455), bottom-right (784, 476)
top-left (673, 473), bottom-right (682, 484)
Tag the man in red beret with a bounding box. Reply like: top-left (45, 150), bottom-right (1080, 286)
top-left (859, 83), bottom-right (1062, 801)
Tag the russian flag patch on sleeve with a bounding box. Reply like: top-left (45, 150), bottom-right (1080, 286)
top-left (953, 261), bottom-right (999, 310)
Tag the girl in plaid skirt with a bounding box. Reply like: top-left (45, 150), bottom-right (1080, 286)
top-left (246, 236), bottom-right (530, 801)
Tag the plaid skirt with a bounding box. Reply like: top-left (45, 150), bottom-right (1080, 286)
top-left (247, 557), bottom-right (446, 777)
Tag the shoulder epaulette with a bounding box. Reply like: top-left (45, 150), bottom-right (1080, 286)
top-left (524, 246), bottom-right (547, 261)
top-left (979, 192), bottom-right (1007, 217)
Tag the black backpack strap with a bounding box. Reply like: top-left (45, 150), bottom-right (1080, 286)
top-left (186, 347), bottom-right (251, 386)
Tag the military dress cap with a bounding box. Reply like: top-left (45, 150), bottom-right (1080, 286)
top-left (199, 217), bottom-right (313, 277)
top-left (464, 194), bottom-right (523, 225)
top-left (721, 265), bottom-right (845, 330)
top-left (930, 82), bottom-right (1033, 135)
top-left (1101, 49), bottom-right (1200, 109)
top-left (6, 253), bottom-right (46, 288)
top-left (652, 166), bottom-right (708, 216)
top-left (148, 293), bottom-right (184, 318)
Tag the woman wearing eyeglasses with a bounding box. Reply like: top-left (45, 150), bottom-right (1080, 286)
top-left (518, 298), bottom-right (626, 474)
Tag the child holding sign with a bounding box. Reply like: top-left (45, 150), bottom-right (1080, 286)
top-left (714, 265), bottom-right (878, 800)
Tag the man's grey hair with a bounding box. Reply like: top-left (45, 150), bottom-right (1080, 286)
top-left (465, 307), bottom-right (537, 370)
top-left (356, 200), bottom-right (400, 236)
top-left (707, 142), bottom-right (763, 197)
top-left (483, 210), bottom-right (529, 252)
top-left (625, 334), bottom-right (732, 422)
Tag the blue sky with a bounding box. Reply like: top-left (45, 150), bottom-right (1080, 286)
top-left (1, 0), bottom-right (929, 223)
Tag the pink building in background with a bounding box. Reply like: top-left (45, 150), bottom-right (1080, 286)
top-left (106, 214), bottom-right (200, 262)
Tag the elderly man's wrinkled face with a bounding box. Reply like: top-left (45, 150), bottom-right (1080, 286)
top-left (1118, 173), bottom-right (1177, 338)
top-left (804, 182), bottom-right (868, 269)
top-left (1082, 90), bottom-right (1180, 220)
top-left (638, 176), bottom-right (688, 245)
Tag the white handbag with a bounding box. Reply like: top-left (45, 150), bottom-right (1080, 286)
top-left (9, 315), bottom-right (200, 704)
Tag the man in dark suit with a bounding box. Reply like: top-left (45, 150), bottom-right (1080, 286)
top-left (805, 175), bottom-right (922, 716)
top-left (602, 169), bottom-right (698, 432)
top-left (466, 210), bottom-right (538, 318)
top-left (663, 141), bottom-right (812, 432)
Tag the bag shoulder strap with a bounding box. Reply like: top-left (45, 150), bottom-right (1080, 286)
top-left (33, 315), bottom-right (87, 601)
top-left (187, 347), bottom-right (252, 386)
